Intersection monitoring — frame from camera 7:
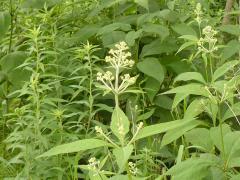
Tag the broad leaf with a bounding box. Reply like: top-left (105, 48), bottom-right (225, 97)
top-left (172, 23), bottom-right (197, 36)
top-left (221, 40), bottom-right (240, 60)
top-left (97, 23), bottom-right (131, 35)
top-left (144, 77), bottom-right (161, 102)
top-left (166, 158), bottom-right (213, 180)
top-left (185, 128), bottom-right (214, 152)
top-left (113, 145), bottom-right (133, 173)
top-left (134, 0), bottom-right (149, 10)
top-left (174, 72), bottom-right (206, 84)
top-left (110, 106), bottom-right (130, 142)
top-left (142, 24), bottom-right (169, 41)
top-left (125, 30), bottom-right (142, 46)
top-left (218, 25), bottom-right (240, 36)
top-left (140, 38), bottom-right (178, 57)
top-left (137, 58), bottom-right (164, 83)
top-left (102, 31), bottom-right (126, 47)
top-left (223, 132), bottom-right (240, 168)
top-left (0, 51), bottom-right (31, 89)
top-left (210, 124), bottom-right (231, 153)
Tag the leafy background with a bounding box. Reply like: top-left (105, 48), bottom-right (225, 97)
top-left (1, 0), bottom-right (240, 179)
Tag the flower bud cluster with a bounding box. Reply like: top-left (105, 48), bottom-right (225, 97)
top-left (128, 162), bottom-right (138, 175)
top-left (97, 71), bottom-right (115, 82)
top-left (88, 157), bottom-right (100, 170)
top-left (194, 3), bottom-right (203, 24)
top-left (95, 126), bottom-right (103, 134)
top-left (96, 41), bottom-right (137, 95)
top-left (105, 41), bottom-right (134, 68)
top-left (197, 26), bottom-right (218, 54)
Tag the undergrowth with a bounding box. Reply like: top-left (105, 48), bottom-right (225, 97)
top-left (1, 0), bottom-right (240, 179)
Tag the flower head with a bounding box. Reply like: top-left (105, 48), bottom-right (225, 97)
top-left (96, 41), bottom-right (137, 95)
top-left (197, 26), bottom-right (218, 54)
top-left (105, 41), bottom-right (135, 68)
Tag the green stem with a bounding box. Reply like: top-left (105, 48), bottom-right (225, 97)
top-left (86, 48), bottom-right (94, 133)
top-left (218, 104), bottom-right (226, 162)
top-left (114, 65), bottom-right (120, 107)
top-left (209, 55), bottom-right (214, 81)
top-left (8, 0), bottom-right (13, 53)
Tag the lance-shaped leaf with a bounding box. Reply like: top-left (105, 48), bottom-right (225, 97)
top-left (161, 120), bottom-right (203, 147)
top-left (37, 139), bottom-right (110, 158)
top-left (163, 83), bottom-right (209, 97)
top-left (212, 60), bottom-right (238, 82)
top-left (135, 119), bottom-right (194, 140)
top-left (0, 11), bottom-right (11, 40)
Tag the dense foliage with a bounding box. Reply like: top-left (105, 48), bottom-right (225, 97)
top-left (1, 0), bottom-right (240, 179)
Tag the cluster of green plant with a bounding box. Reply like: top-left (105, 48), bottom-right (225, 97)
top-left (1, 0), bottom-right (240, 179)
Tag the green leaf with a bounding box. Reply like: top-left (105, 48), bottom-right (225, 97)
top-left (137, 58), bottom-right (164, 83)
top-left (0, 11), bottom-right (11, 40)
top-left (172, 24), bottom-right (197, 36)
top-left (97, 23), bottom-right (131, 35)
top-left (174, 72), bottom-right (206, 84)
top-left (110, 106), bottom-right (130, 142)
top-left (73, 25), bottom-right (100, 43)
top-left (231, 174), bottom-right (240, 180)
top-left (113, 145), bottom-right (133, 173)
top-left (125, 30), bottom-right (142, 46)
top-left (144, 77), bottom-right (160, 102)
top-left (172, 93), bottom-right (188, 109)
top-left (223, 102), bottom-right (240, 121)
top-left (166, 158), bottom-right (213, 180)
top-left (185, 128), bottom-right (214, 152)
top-left (221, 40), bottom-right (240, 60)
top-left (223, 131), bottom-right (240, 168)
top-left (88, 0), bottom-right (125, 17)
top-left (210, 124), bottom-right (231, 153)
top-left (140, 38), bottom-right (178, 57)
top-left (142, 24), bottom-right (169, 41)
top-left (154, 95), bottom-right (173, 110)
top-left (135, 119), bottom-right (194, 140)
top-left (137, 108), bottom-right (155, 122)
top-left (179, 35), bottom-right (198, 42)
top-left (163, 83), bottom-right (209, 97)
top-left (161, 120), bottom-right (202, 147)
top-left (218, 25), bottom-right (240, 36)
top-left (22, 0), bottom-right (61, 9)
top-left (102, 31), bottom-right (126, 47)
top-left (212, 60), bottom-right (238, 82)
top-left (134, 0), bottom-right (149, 10)
top-left (37, 139), bottom-right (110, 158)
top-left (176, 41), bottom-right (196, 53)
top-left (184, 99), bottom-right (207, 119)
top-left (0, 51), bottom-right (31, 89)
